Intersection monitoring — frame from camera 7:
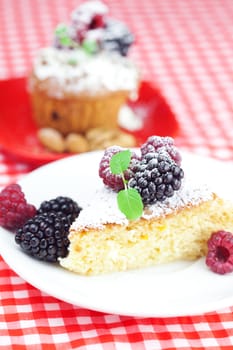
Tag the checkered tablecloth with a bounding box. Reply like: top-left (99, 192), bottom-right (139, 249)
top-left (1, 0), bottom-right (233, 349)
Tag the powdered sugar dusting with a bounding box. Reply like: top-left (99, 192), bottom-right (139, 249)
top-left (143, 178), bottom-right (213, 219)
top-left (71, 187), bottom-right (128, 230)
top-left (30, 47), bottom-right (139, 98)
top-left (71, 177), bottom-right (214, 231)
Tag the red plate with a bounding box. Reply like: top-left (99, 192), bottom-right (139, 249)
top-left (0, 77), bottom-right (179, 165)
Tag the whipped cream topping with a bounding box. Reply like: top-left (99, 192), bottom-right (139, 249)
top-left (71, 178), bottom-right (214, 231)
top-left (30, 47), bottom-right (139, 99)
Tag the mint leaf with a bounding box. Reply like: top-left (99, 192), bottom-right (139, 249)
top-left (60, 36), bottom-right (73, 46)
top-left (109, 149), bottom-right (144, 220)
top-left (55, 24), bottom-right (74, 47)
top-left (55, 24), bottom-right (69, 37)
top-left (110, 150), bottom-right (131, 175)
top-left (82, 39), bottom-right (98, 54)
top-left (117, 188), bottom-right (143, 220)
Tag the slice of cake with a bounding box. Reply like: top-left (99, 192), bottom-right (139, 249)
top-left (59, 136), bottom-right (233, 275)
top-left (59, 183), bottom-right (233, 275)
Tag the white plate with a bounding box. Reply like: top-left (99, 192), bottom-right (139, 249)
top-left (0, 151), bottom-right (233, 317)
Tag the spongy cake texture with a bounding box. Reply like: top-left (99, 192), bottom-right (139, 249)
top-left (60, 180), bottom-right (233, 275)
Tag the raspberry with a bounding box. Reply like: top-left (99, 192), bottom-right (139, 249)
top-left (206, 230), bottom-right (233, 274)
top-left (0, 184), bottom-right (36, 231)
top-left (141, 136), bottom-right (182, 165)
top-left (38, 196), bottom-right (82, 225)
top-left (71, 1), bottom-right (107, 44)
top-left (15, 212), bottom-right (70, 262)
top-left (99, 146), bottom-right (140, 191)
top-left (128, 151), bottom-right (184, 205)
top-left (89, 14), bottom-right (105, 29)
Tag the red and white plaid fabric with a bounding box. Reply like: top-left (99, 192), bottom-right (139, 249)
top-left (1, 0), bottom-right (233, 348)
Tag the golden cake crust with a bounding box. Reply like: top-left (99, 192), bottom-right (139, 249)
top-left (60, 192), bottom-right (233, 275)
top-left (29, 79), bottom-right (129, 134)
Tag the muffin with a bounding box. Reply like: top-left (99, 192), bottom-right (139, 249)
top-left (28, 0), bottom-right (140, 136)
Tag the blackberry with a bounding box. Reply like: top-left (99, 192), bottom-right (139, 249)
top-left (206, 230), bottom-right (233, 274)
top-left (99, 146), bottom-right (140, 191)
top-left (141, 136), bottom-right (182, 165)
top-left (101, 19), bottom-right (134, 56)
top-left (38, 196), bottom-right (82, 225)
top-left (15, 212), bottom-right (70, 262)
top-left (128, 151), bottom-right (184, 205)
top-left (0, 184), bottom-right (36, 231)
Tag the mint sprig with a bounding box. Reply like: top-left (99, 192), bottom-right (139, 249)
top-left (110, 149), bottom-right (131, 175)
top-left (117, 188), bottom-right (143, 221)
top-left (55, 24), bottom-right (98, 55)
top-left (110, 150), bottom-right (143, 220)
top-left (82, 39), bottom-right (98, 55)
top-left (55, 24), bottom-right (75, 47)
